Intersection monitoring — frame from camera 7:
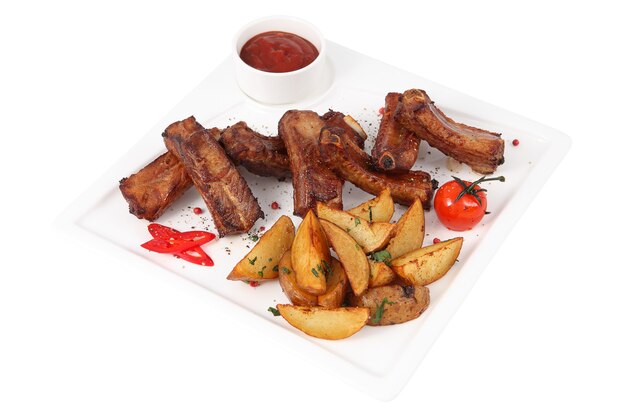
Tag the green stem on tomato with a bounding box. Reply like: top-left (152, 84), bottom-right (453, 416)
top-left (452, 175), bottom-right (505, 206)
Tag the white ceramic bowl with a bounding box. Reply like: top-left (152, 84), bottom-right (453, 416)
top-left (233, 16), bottom-right (329, 104)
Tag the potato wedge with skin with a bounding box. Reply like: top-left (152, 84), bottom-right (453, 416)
top-left (348, 188), bottom-right (394, 223)
top-left (278, 250), bottom-right (318, 306)
top-left (348, 284), bottom-right (429, 326)
top-left (291, 210), bottom-right (331, 295)
top-left (280, 254), bottom-right (348, 308)
top-left (386, 199), bottom-right (425, 259)
top-left (391, 237), bottom-right (463, 286)
top-left (227, 215), bottom-right (295, 281)
top-left (277, 304), bottom-right (369, 340)
top-left (318, 258), bottom-right (349, 308)
top-left (319, 219), bottom-right (369, 296)
top-left (317, 202), bottom-right (396, 253)
top-left (368, 259), bottom-right (396, 288)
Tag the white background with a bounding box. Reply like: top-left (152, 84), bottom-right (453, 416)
top-left (1, 1), bottom-right (624, 415)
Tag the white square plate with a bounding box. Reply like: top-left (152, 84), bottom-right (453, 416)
top-left (57, 41), bottom-right (570, 400)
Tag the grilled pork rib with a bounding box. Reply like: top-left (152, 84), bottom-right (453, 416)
top-left (119, 151), bottom-right (193, 221)
top-left (372, 92), bottom-right (421, 172)
top-left (395, 89), bottom-right (505, 174)
top-left (319, 126), bottom-right (433, 208)
top-left (163, 116), bottom-right (263, 236)
top-left (278, 110), bottom-right (344, 217)
top-left (321, 110), bottom-right (366, 149)
top-left (219, 121), bottom-right (291, 178)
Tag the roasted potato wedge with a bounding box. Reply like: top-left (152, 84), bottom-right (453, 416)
top-left (317, 202), bottom-right (395, 253)
top-left (319, 219), bottom-right (369, 296)
top-left (277, 304), bottom-right (369, 340)
top-left (391, 237), bottom-right (463, 286)
top-left (227, 215), bottom-right (295, 281)
top-left (347, 188), bottom-right (394, 223)
top-left (348, 284), bottom-right (429, 326)
top-left (291, 210), bottom-right (331, 295)
top-left (343, 115), bottom-right (367, 140)
top-left (368, 259), bottom-right (396, 288)
top-left (318, 258), bottom-right (349, 308)
top-left (280, 255), bottom-right (349, 308)
top-left (278, 250), bottom-right (318, 306)
top-left (386, 199), bottom-right (425, 259)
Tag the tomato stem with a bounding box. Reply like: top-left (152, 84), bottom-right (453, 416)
top-left (452, 175), bottom-right (505, 206)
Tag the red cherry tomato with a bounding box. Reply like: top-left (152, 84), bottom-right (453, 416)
top-left (434, 176), bottom-right (505, 231)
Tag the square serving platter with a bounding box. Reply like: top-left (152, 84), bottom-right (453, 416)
top-left (57, 41), bottom-right (570, 400)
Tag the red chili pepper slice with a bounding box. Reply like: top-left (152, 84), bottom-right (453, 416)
top-left (147, 223), bottom-right (184, 240)
top-left (175, 246), bottom-right (214, 266)
top-left (141, 235), bottom-right (214, 254)
top-left (141, 238), bottom-right (195, 254)
top-left (148, 223), bottom-right (215, 242)
top-left (178, 230), bottom-right (216, 241)
top-left (142, 223), bottom-right (216, 265)
top-left (144, 224), bottom-right (215, 253)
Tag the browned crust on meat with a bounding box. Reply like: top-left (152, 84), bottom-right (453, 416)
top-left (319, 126), bottom-right (433, 208)
top-left (278, 110), bottom-right (344, 217)
top-left (372, 92), bottom-right (421, 172)
top-left (162, 116), bottom-right (263, 236)
top-left (395, 89), bottom-right (505, 174)
top-left (321, 110), bottom-right (365, 149)
top-left (219, 121), bottom-right (291, 178)
top-left (119, 151), bottom-right (193, 221)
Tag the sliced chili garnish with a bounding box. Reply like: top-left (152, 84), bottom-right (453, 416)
top-left (178, 230), bottom-right (216, 241)
top-left (142, 223), bottom-right (216, 266)
top-left (147, 223), bottom-right (183, 240)
top-left (141, 238), bottom-right (193, 254)
top-left (175, 246), bottom-right (214, 266)
top-left (141, 234), bottom-right (214, 254)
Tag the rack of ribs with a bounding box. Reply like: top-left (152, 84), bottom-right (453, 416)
top-left (119, 151), bottom-right (193, 221)
top-left (219, 121), bottom-right (291, 179)
top-left (395, 89), bottom-right (505, 174)
top-left (372, 92), bottom-right (421, 172)
top-left (278, 110), bottom-right (344, 217)
top-left (319, 126), bottom-right (434, 208)
top-left (162, 116), bottom-right (263, 237)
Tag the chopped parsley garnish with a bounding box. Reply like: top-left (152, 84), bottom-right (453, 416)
top-left (368, 206), bottom-right (373, 222)
top-left (311, 268), bottom-right (319, 278)
top-left (281, 266), bottom-right (291, 274)
top-left (370, 250), bottom-right (392, 266)
top-left (272, 264), bottom-right (279, 272)
top-left (267, 307), bottom-right (281, 316)
top-left (371, 297), bottom-right (396, 324)
top-left (322, 260), bottom-right (331, 276)
top-left (248, 256), bottom-right (257, 265)
top-left (354, 218), bottom-right (361, 226)
top-left (250, 234), bottom-right (259, 242)
top-left (258, 265), bottom-right (267, 277)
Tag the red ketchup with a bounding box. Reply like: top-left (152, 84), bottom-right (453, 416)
top-left (240, 31), bottom-right (319, 73)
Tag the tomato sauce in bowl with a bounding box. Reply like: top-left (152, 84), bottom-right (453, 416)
top-left (239, 31), bottom-right (319, 73)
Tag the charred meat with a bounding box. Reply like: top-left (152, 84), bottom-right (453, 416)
top-left (372, 92), bottom-right (421, 172)
top-left (278, 110), bottom-right (344, 217)
top-left (119, 151), bottom-right (193, 221)
top-left (321, 110), bottom-right (367, 149)
top-left (395, 89), bottom-right (505, 174)
top-left (163, 116), bottom-right (264, 236)
top-left (319, 126), bottom-right (433, 208)
top-left (219, 121), bottom-right (291, 178)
